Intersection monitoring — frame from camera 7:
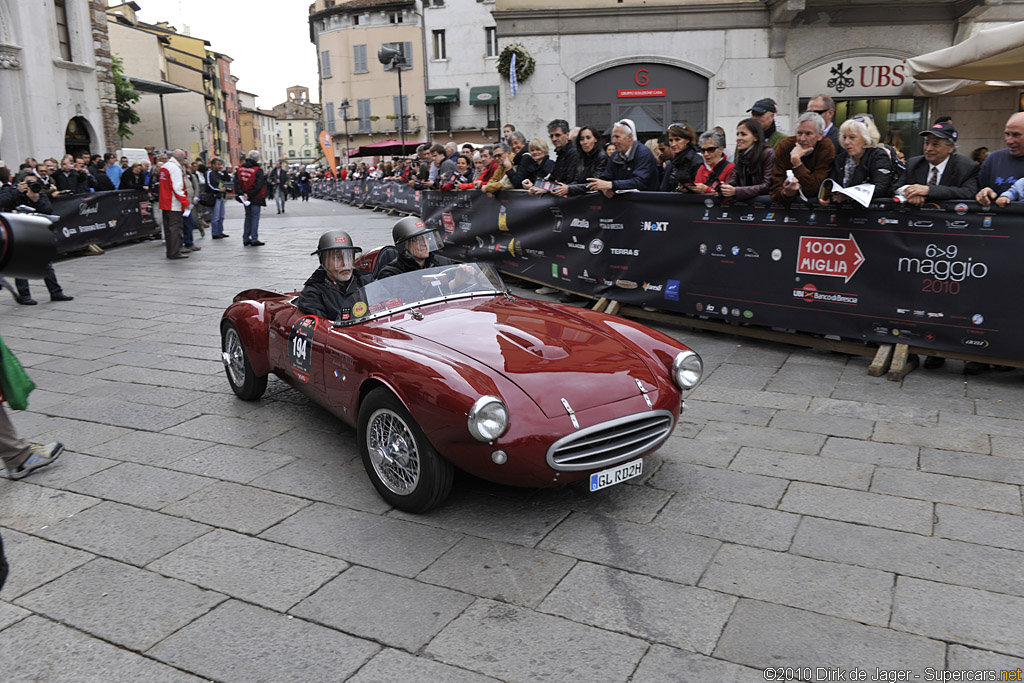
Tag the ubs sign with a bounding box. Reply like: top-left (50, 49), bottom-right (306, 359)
top-left (798, 57), bottom-right (915, 98)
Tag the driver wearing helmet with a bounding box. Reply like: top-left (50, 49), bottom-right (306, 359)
top-left (377, 216), bottom-right (451, 279)
top-left (295, 229), bottom-right (374, 321)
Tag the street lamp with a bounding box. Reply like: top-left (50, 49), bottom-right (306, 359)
top-left (190, 123), bottom-right (211, 160)
top-left (339, 99), bottom-right (350, 161)
top-left (377, 45), bottom-right (407, 153)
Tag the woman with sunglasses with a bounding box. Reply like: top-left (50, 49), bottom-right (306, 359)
top-left (820, 116), bottom-right (895, 204)
top-left (660, 122), bottom-right (701, 192)
top-left (720, 118), bottom-right (773, 201)
top-left (689, 129), bottom-right (734, 194)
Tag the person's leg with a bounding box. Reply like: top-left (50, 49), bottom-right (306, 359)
top-left (276, 188), bottom-right (285, 213)
top-left (242, 205), bottom-right (253, 243)
top-left (40, 264), bottom-right (71, 301)
top-left (13, 279), bottom-right (32, 302)
top-left (165, 211), bottom-right (183, 257)
top-left (250, 205), bottom-right (261, 243)
top-left (181, 213), bottom-right (195, 249)
top-left (211, 198), bottom-right (225, 236)
top-left (0, 405), bottom-right (32, 472)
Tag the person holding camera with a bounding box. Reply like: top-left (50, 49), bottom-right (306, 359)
top-left (54, 156), bottom-right (89, 194)
top-left (0, 169), bottom-right (74, 305)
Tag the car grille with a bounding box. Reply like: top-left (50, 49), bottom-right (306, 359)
top-left (546, 410), bottom-right (675, 472)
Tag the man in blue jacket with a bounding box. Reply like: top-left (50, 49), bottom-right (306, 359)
top-left (588, 118), bottom-right (659, 197)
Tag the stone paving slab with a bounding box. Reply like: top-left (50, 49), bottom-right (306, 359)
top-left (148, 600), bottom-right (380, 683)
top-left (38, 501), bottom-right (211, 567)
top-left (714, 599), bottom-right (945, 674)
top-left (16, 558), bottom-right (225, 651)
top-left (934, 504), bottom-right (1024, 551)
top-left (83, 430), bottom-right (214, 467)
top-left (920, 447), bottom-right (1024, 486)
top-left (779, 481), bottom-right (934, 534)
top-left (539, 561), bottom-right (736, 653)
top-left (892, 576), bottom-right (1024, 658)
top-left (699, 544), bottom-right (895, 625)
top-left (291, 565), bottom-right (474, 651)
top-left (0, 616), bottom-right (205, 683)
top-left (0, 529), bottom-right (95, 600)
top-left (696, 421), bottom-right (828, 455)
top-left (148, 529), bottom-right (346, 612)
top-left (260, 502), bottom-right (461, 577)
top-left (729, 447), bottom-right (874, 490)
top-left (537, 511), bottom-right (720, 585)
top-left (0, 480), bottom-right (99, 532)
top-left (632, 644), bottom-right (769, 682)
top-left (161, 480), bottom-right (309, 535)
top-left (417, 536), bottom-right (575, 608)
top-left (425, 599), bottom-right (649, 683)
top-left (947, 645), bottom-right (1024, 676)
top-left (819, 436), bottom-right (920, 469)
top-left (655, 495), bottom-right (801, 550)
top-left (347, 648), bottom-right (502, 683)
top-left (870, 466), bottom-right (1022, 514)
top-left (162, 414), bottom-right (292, 448)
top-left (44, 396), bottom-right (200, 432)
top-left (648, 461), bottom-right (789, 507)
top-left (66, 462), bottom-right (214, 510)
top-left (0, 601), bottom-right (30, 630)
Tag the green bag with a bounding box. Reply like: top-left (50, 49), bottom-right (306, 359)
top-left (0, 337), bottom-right (35, 411)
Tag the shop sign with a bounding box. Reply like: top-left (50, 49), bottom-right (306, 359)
top-left (798, 57), bottom-right (914, 98)
top-left (617, 68), bottom-right (667, 98)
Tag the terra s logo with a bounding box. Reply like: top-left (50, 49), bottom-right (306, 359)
top-left (640, 221), bottom-right (668, 232)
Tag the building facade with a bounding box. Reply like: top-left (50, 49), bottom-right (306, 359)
top-left (309, 0), bottom-right (426, 161)
top-left (420, 0), bottom-right (502, 145)
top-left (272, 86), bottom-right (321, 166)
top-left (238, 90), bottom-right (281, 166)
top-left (216, 54), bottom-right (242, 166)
top-left (493, 0), bottom-right (1024, 158)
top-left (0, 0), bottom-right (118, 162)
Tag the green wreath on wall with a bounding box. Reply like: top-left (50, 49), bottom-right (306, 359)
top-left (496, 44), bottom-right (535, 84)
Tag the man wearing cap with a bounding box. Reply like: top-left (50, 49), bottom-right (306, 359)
top-left (749, 98), bottom-right (787, 149)
top-left (295, 229), bottom-right (374, 321)
top-left (976, 112), bottom-right (1024, 205)
top-left (378, 216), bottom-right (451, 278)
top-left (589, 118), bottom-right (659, 197)
top-left (899, 121), bottom-right (978, 206)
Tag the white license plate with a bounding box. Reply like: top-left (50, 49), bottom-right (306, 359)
top-left (589, 458), bottom-right (643, 492)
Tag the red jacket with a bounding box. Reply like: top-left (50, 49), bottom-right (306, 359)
top-left (158, 160), bottom-right (188, 211)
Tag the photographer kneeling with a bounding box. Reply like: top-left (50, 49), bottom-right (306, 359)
top-left (0, 168), bottom-right (73, 305)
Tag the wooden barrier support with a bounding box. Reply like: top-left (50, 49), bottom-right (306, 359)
top-left (868, 344), bottom-right (894, 377)
top-left (887, 343), bottom-right (919, 382)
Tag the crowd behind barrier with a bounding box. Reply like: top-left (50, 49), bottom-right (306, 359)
top-left (313, 178), bottom-right (1024, 363)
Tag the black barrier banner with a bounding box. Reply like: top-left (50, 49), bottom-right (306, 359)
top-left (423, 190), bottom-right (1024, 360)
top-left (52, 190), bottom-right (158, 254)
top-left (315, 179), bottom-right (422, 214)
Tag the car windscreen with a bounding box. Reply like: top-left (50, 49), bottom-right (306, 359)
top-left (334, 262), bottom-right (505, 327)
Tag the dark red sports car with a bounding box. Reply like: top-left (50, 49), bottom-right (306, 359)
top-left (221, 261), bottom-right (702, 512)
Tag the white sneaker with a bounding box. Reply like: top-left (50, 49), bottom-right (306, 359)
top-left (534, 286), bottom-right (557, 294)
top-left (8, 442), bottom-right (63, 480)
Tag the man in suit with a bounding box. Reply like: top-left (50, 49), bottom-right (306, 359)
top-left (900, 121), bottom-right (978, 205)
top-left (807, 94), bottom-right (839, 154)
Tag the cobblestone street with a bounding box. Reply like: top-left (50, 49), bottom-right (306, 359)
top-left (2, 198), bottom-right (1023, 682)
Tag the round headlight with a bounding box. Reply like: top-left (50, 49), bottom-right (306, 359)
top-left (468, 395), bottom-right (509, 442)
top-left (672, 350), bottom-right (703, 389)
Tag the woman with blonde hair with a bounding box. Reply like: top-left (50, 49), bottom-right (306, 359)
top-left (509, 137), bottom-right (554, 189)
top-left (820, 116), bottom-right (895, 204)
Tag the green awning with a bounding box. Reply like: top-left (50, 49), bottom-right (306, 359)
top-left (425, 88), bottom-right (459, 104)
top-left (469, 86), bottom-right (499, 105)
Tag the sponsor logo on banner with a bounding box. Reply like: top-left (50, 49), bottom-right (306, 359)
top-left (945, 220), bottom-right (969, 229)
top-left (640, 221), bottom-right (668, 231)
top-left (793, 283), bottom-right (860, 305)
top-left (972, 314), bottom-right (984, 325)
top-left (599, 218), bottom-right (624, 230)
top-left (955, 203), bottom-right (969, 215)
top-left (615, 279), bottom-right (638, 289)
top-left (699, 243), bottom-right (708, 255)
top-left (642, 282), bottom-right (662, 292)
top-left (578, 269), bottom-right (596, 283)
top-left (589, 239), bottom-right (604, 254)
top-left (611, 248), bottom-right (639, 256)
top-left (796, 234), bottom-right (865, 283)
top-left (962, 338), bottom-right (989, 348)
top-left (731, 246), bottom-right (740, 256)
top-left (570, 218), bottom-right (590, 228)
top-left (665, 280), bottom-right (680, 301)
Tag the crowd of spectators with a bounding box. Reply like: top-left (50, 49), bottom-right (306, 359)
top-left (321, 94), bottom-right (1024, 215)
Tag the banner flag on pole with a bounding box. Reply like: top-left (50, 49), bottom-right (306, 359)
top-left (509, 53), bottom-right (518, 97)
top-left (318, 130), bottom-right (337, 178)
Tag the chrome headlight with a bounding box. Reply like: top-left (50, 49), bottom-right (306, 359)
top-left (672, 350), bottom-right (703, 389)
top-left (468, 395), bottom-right (509, 442)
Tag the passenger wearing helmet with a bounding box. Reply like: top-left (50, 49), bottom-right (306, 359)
top-left (377, 216), bottom-right (451, 279)
top-left (295, 229), bottom-right (374, 321)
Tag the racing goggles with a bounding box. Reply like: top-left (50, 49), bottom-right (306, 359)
top-left (406, 229), bottom-right (444, 253)
top-left (321, 248), bottom-right (356, 270)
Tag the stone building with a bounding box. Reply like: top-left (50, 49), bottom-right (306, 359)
top-left (0, 0), bottom-right (118, 161)
top-left (493, 0), bottom-right (1024, 157)
top-left (271, 86), bottom-right (322, 166)
top-left (238, 90), bottom-right (280, 166)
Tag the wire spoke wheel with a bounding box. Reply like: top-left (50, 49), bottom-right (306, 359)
top-left (367, 408), bottom-right (420, 494)
top-left (223, 327), bottom-right (246, 388)
top-left (220, 320), bottom-right (268, 400)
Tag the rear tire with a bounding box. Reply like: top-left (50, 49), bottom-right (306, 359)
top-left (358, 387), bottom-right (453, 513)
top-left (221, 321), bottom-right (268, 400)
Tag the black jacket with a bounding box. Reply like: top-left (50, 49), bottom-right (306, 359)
top-left (0, 187), bottom-right (52, 213)
top-left (828, 147), bottom-right (896, 198)
top-left (119, 171), bottom-right (147, 191)
top-left (377, 251), bottom-right (451, 279)
top-left (902, 153), bottom-right (979, 201)
top-left (566, 147), bottom-right (609, 196)
top-left (90, 166), bottom-right (115, 191)
top-left (54, 169), bottom-right (89, 194)
top-left (548, 144), bottom-right (578, 184)
top-left (505, 155), bottom-right (553, 189)
top-left (295, 266), bottom-right (374, 321)
top-left (0, 183), bottom-right (20, 211)
top-left (660, 146), bottom-right (701, 192)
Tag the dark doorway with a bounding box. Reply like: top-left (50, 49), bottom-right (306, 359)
top-left (64, 117), bottom-right (92, 157)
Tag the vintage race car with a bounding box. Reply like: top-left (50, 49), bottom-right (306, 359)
top-left (221, 260), bottom-right (702, 512)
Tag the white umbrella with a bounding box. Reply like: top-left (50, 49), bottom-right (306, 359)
top-left (906, 21), bottom-right (1024, 81)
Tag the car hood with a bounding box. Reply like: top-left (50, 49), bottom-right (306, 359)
top-left (392, 297), bottom-right (656, 418)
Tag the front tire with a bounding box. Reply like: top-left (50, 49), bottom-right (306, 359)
top-left (358, 387), bottom-right (453, 513)
top-left (221, 321), bottom-right (268, 400)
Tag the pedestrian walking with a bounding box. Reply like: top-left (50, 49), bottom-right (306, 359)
top-left (269, 160), bottom-right (288, 214)
top-left (159, 149), bottom-right (190, 259)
